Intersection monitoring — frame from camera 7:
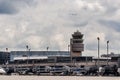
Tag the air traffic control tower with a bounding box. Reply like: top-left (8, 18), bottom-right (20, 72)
top-left (70, 30), bottom-right (84, 57)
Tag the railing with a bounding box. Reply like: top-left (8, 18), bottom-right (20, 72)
top-left (1, 61), bottom-right (117, 68)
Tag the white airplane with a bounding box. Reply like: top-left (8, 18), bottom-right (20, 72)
top-left (0, 67), bottom-right (6, 74)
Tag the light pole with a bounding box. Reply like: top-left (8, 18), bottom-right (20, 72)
top-left (68, 45), bottom-right (70, 53)
top-left (107, 40), bottom-right (109, 65)
top-left (86, 56), bottom-right (88, 65)
top-left (47, 46), bottom-right (49, 51)
top-left (26, 45), bottom-right (29, 64)
top-left (68, 45), bottom-right (72, 64)
top-left (97, 37), bottom-right (100, 67)
top-left (70, 44), bottom-right (72, 66)
top-left (5, 48), bottom-right (8, 66)
top-left (26, 45), bottom-right (29, 50)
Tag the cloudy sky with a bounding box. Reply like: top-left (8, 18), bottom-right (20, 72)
top-left (0, 0), bottom-right (120, 56)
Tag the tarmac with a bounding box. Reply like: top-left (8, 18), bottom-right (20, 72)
top-left (0, 76), bottom-right (119, 80)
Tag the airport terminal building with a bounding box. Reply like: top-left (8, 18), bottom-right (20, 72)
top-left (0, 31), bottom-right (88, 64)
top-left (9, 51), bottom-right (92, 64)
top-left (0, 31), bottom-right (119, 66)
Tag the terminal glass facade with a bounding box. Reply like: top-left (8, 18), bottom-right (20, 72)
top-left (0, 52), bottom-right (10, 64)
top-left (10, 51), bottom-right (70, 61)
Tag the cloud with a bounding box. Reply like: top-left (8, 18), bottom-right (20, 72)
top-left (0, 0), bottom-right (35, 14)
top-left (0, 1), bottom-right (17, 14)
top-left (98, 20), bottom-right (120, 32)
top-left (76, 0), bottom-right (105, 12)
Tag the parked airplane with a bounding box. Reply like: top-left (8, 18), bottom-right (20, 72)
top-left (0, 67), bottom-right (6, 74)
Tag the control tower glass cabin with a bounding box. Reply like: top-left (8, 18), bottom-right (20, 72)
top-left (70, 31), bottom-right (84, 57)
